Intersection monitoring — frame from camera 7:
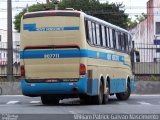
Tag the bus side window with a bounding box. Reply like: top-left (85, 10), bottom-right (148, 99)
top-left (121, 33), bottom-right (125, 51)
top-left (112, 29), bottom-right (116, 49)
top-left (118, 32), bottom-right (122, 50)
top-left (101, 26), bottom-right (107, 47)
top-left (128, 35), bottom-right (132, 51)
top-left (92, 22), bottom-right (97, 45)
top-left (87, 21), bottom-right (93, 44)
top-left (96, 23), bottom-right (101, 46)
top-left (115, 31), bottom-right (119, 50)
top-left (99, 24), bottom-right (103, 47)
top-left (85, 20), bottom-right (89, 41)
top-left (123, 33), bottom-right (127, 51)
top-left (106, 27), bottom-right (110, 48)
top-left (125, 34), bottom-right (129, 52)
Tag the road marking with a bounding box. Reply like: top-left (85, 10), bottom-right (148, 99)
top-left (6, 101), bottom-right (19, 104)
top-left (1, 95), bottom-right (23, 97)
top-left (30, 101), bottom-right (41, 104)
top-left (137, 101), bottom-right (152, 105)
top-left (69, 111), bottom-right (77, 114)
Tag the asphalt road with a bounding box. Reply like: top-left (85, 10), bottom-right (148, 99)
top-left (0, 95), bottom-right (160, 120)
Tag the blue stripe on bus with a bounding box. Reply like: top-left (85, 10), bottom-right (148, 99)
top-left (23, 24), bottom-right (36, 31)
top-left (20, 50), bottom-right (81, 59)
top-left (20, 49), bottom-right (130, 67)
top-left (23, 23), bottom-right (79, 31)
top-left (64, 26), bottom-right (79, 30)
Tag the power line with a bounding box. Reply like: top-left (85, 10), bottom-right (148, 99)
top-left (0, 0), bottom-right (43, 2)
top-left (0, 6), bottom-right (158, 11)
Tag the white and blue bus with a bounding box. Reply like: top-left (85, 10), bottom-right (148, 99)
top-left (20, 10), bottom-right (136, 105)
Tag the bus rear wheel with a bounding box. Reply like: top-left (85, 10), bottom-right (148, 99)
top-left (102, 82), bottom-right (109, 104)
top-left (41, 95), bottom-right (59, 105)
top-left (116, 82), bottom-right (131, 100)
top-left (92, 81), bottom-right (103, 105)
top-left (81, 81), bottom-right (105, 105)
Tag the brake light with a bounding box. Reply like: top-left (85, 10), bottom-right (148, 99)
top-left (21, 65), bottom-right (25, 77)
top-left (80, 64), bottom-right (86, 75)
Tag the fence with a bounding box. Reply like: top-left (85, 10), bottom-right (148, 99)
top-left (134, 43), bottom-right (160, 75)
top-left (134, 43), bottom-right (160, 81)
top-left (0, 42), bottom-right (20, 77)
top-left (0, 42), bottom-right (159, 78)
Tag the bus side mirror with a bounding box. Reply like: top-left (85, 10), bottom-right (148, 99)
top-left (135, 50), bottom-right (140, 62)
top-left (130, 48), bottom-right (140, 63)
top-left (130, 48), bottom-right (140, 74)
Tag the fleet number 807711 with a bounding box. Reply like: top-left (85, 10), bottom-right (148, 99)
top-left (44, 54), bottom-right (60, 58)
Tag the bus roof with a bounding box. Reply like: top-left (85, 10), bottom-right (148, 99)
top-left (23, 10), bottom-right (81, 19)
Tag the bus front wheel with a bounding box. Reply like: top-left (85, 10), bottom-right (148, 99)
top-left (116, 82), bottom-right (131, 100)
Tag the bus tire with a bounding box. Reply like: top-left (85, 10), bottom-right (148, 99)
top-left (116, 82), bottom-right (131, 100)
top-left (102, 82), bottom-right (109, 104)
top-left (0, 87), bottom-right (2, 95)
top-left (92, 81), bottom-right (103, 105)
top-left (41, 95), bottom-right (59, 105)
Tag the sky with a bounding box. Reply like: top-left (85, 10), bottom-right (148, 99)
top-left (0, 0), bottom-right (149, 31)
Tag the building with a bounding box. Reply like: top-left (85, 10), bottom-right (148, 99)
top-left (130, 0), bottom-right (160, 62)
top-left (0, 29), bottom-right (20, 75)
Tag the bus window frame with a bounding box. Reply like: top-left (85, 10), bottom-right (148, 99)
top-left (95, 23), bottom-right (101, 46)
top-left (92, 22), bottom-right (97, 45)
top-left (101, 25), bottom-right (107, 47)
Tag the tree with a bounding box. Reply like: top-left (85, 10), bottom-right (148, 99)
top-left (127, 17), bottom-right (138, 30)
top-left (135, 13), bottom-right (147, 23)
top-left (127, 13), bottom-right (147, 30)
top-left (14, 0), bottom-right (128, 32)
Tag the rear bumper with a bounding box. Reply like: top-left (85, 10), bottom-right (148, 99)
top-left (21, 78), bottom-right (88, 96)
top-left (21, 78), bottom-right (135, 97)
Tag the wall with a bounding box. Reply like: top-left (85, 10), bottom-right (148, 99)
top-left (135, 62), bottom-right (160, 74)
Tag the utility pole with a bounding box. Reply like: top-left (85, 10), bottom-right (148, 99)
top-left (46, 0), bottom-right (49, 4)
top-left (26, 4), bottom-right (29, 12)
top-left (54, 0), bottom-right (59, 10)
top-left (46, 0), bottom-right (50, 7)
top-left (46, 0), bottom-right (50, 4)
top-left (45, 0), bottom-right (50, 10)
top-left (7, 0), bottom-right (13, 81)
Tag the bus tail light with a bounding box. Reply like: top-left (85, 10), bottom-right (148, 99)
top-left (21, 65), bottom-right (25, 77)
top-left (80, 64), bottom-right (86, 75)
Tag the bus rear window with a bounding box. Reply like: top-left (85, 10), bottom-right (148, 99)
top-left (23, 12), bottom-right (80, 19)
